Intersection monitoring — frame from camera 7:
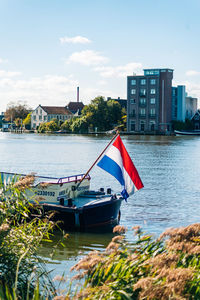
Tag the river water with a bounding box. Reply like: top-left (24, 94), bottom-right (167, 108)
top-left (0, 132), bottom-right (200, 288)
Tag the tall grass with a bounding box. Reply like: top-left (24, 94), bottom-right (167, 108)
top-left (70, 224), bottom-right (200, 299)
top-left (0, 174), bottom-right (57, 299)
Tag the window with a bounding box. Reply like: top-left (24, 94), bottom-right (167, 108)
top-left (150, 98), bottom-right (156, 104)
top-left (131, 89), bottom-right (136, 95)
top-left (130, 99), bottom-right (136, 104)
top-left (40, 110), bottom-right (42, 114)
top-left (130, 121), bottom-right (135, 131)
top-left (150, 89), bottom-right (156, 94)
top-left (150, 79), bottom-right (156, 85)
top-left (140, 79), bottom-right (146, 85)
top-left (140, 121), bottom-right (145, 131)
top-left (140, 108), bottom-right (146, 116)
top-left (131, 79), bottom-right (136, 85)
top-left (48, 116), bottom-right (51, 121)
top-left (39, 115), bottom-right (42, 120)
top-left (44, 116), bottom-right (47, 121)
top-left (140, 98), bottom-right (146, 105)
top-left (33, 123), bottom-right (36, 128)
top-left (33, 115), bottom-right (36, 120)
top-left (140, 89), bottom-right (146, 96)
top-left (36, 109), bottom-right (38, 114)
top-left (131, 109), bottom-right (135, 116)
top-left (150, 108), bottom-right (155, 115)
top-left (150, 122), bottom-right (155, 131)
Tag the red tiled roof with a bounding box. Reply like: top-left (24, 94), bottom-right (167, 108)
top-left (41, 106), bottom-right (73, 115)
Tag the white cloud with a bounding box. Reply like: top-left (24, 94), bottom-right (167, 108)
top-left (0, 69), bottom-right (21, 77)
top-left (0, 58), bottom-right (8, 64)
top-left (60, 35), bottom-right (91, 44)
top-left (66, 50), bottom-right (109, 66)
top-left (94, 62), bottom-right (143, 78)
top-left (0, 74), bottom-right (79, 111)
top-left (185, 70), bottom-right (200, 76)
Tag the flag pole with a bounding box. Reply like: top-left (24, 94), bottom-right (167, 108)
top-left (76, 131), bottom-right (119, 189)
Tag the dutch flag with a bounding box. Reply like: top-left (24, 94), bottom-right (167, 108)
top-left (97, 135), bottom-right (143, 200)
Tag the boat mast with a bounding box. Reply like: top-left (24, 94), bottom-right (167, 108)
top-left (76, 131), bottom-right (119, 189)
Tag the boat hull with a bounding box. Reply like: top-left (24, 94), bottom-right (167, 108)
top-left (174, 130), bottom-right (200, 136)
top-left (42, 196), bottom-right (122, 232)
top-left (0, 171), bottom-right (123, 232)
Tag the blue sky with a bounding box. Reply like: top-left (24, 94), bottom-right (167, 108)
top-left (0, 0), bottom-right (200, 112)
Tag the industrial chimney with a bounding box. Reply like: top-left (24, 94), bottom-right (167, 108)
top-left (77, 86), bottom-right (79, 102)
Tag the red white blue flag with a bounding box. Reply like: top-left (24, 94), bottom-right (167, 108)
top-left (97, 135), bottom-right (143, 200)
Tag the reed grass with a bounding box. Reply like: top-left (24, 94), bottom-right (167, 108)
top-left (0, 175), bottom-right (57, 299)
top-left (70, 224), bottom-right (200, 299)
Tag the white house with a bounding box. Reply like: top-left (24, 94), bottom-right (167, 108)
top-left (31, 105), bottom-right (73, 129)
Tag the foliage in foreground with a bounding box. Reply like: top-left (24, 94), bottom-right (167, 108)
top-left (0, 175), bottom-right (56, 299)
top-left (70, 224), bottom-right (200, 299)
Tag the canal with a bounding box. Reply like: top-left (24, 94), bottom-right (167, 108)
top-left (0, 132), bottom-right (200, 289)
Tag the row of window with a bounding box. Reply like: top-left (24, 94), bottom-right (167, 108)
top-left (131, 88), bottom-right (156, 95)
top-left (35, 109), bottom-right (43, 114)
top-left (130, 98), bottom-right (156, 105)
top-left (131, 79), bottom-right (156, 85)
top-left (130, 121), bottom-right (156, 131)
top-left (33, 115), bottom-right (69, 121)
top-left (131, 108), bottom-right (156, 116)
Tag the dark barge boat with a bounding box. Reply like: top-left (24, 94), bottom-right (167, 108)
top-left (0, 133), bottom-right (143, 232)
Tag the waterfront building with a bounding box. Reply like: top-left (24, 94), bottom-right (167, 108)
top-left (31, 105), bottom-right (73, 129)
top-left (186, 96), bottom-right (197, 119)
top-left (191, 109), bottom-right (200, 129)
top-left (172, 86), bottom-right (186, 122)
top-left (107, 97), bottom-right (127, 110)
top-left (127, 68), bottom-right (173, 133)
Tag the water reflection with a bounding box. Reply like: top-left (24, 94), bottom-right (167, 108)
top-left (39, 231), bottom-right (114, 261)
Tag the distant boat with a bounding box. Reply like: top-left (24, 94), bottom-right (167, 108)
top-left (174, 130), bottom-right (200, 136)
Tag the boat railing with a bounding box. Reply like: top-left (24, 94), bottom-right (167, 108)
top-left (57, 174), bottom-right (91, 184)
top-left (0, 172), bottom-right (91, 184)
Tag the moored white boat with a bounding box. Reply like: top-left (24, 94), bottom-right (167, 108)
top-left (174, 130), bottom-right (200, 136)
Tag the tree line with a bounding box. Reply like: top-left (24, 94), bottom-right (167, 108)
top-left (2, 97), bottom-right (127, 133)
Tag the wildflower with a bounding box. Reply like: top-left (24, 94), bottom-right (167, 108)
top-left (106, 241), bottom-right (119, 251)
top-left (14, 175), bottom-right (35, 190)
top-left (53, 275), bottom-right (67, 282)
top-left (112, 235), bottom-right (125, 243)
top-left (53, 296), bottom-right (66, 300)
top-left (113, 225), bottom-right (127, 234)
top-left (132, 225), bottom-right (141, 235)
top-left (39, 182), bottom-right (50, 188)
top-left (0, 223), bottom-right (9, 232)
top-left (64, 233), bottom-right (69, 239)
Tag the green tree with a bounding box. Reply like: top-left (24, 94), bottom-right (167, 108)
top-left (61, 119), bottom-right (73, 132)
top-left (81, 96), bottom-right (124, 132)
top-left (23, 113), bottom-right (31, 129)
top-left (38, 122), bottom-right (47, 133)
top-left (45, 120), bottom-right (59, 132)
top-left (70, 116), bottom-right (89, 133)
top-left (14, 118), bottom-right (22, 128)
